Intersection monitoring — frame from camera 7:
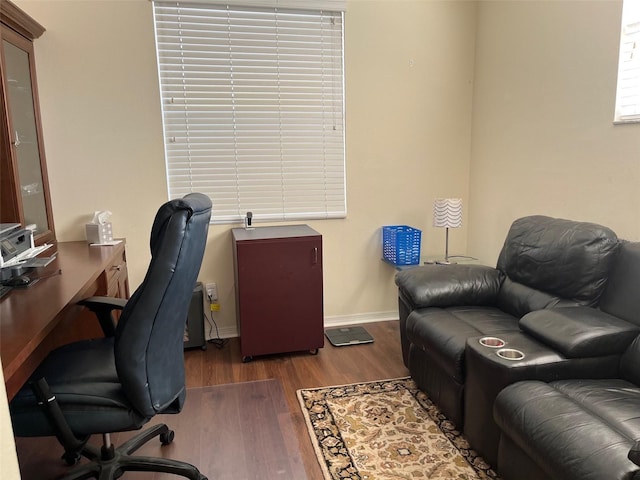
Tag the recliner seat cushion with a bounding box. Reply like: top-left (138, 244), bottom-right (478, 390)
top-left (551, 379), bottom-right (640, 439)
top-left (495, 380), bottom-right (640, 480)
top-left (406, 306), bottom-right (519, 382)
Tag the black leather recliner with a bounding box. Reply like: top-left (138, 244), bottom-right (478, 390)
top-left (491, 240), bottom-right (640, 480)
top-left (494, 332), bottom-right (640, 480)
top-left (10, 193), bottom-right (212, 480)
top-left (463, 240), bottom-right (640, 466)
top-left (395, 215), bottom-right (621, 427)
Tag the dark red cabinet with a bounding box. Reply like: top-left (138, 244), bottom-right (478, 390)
top-left (232, 225), bottom-right (324, 361)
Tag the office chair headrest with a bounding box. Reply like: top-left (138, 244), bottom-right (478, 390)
top-left (150, 193), bottom-right (212, 249)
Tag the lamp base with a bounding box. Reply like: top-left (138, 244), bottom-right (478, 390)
top-left (435, 259), bottom-right (457, 265)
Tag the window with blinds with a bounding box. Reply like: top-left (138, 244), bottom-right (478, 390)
top-left (615, 0), bottom-right (640, 123)
top-left (152, 1), bottom-right (346, 224)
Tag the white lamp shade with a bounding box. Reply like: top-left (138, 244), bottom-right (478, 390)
top-left (433, 198), bottom-right (463, 228)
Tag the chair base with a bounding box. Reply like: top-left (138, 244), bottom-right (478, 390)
top-left (61, 424), bottom-right (207, 480)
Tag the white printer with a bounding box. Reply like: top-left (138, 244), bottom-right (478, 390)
top-left (0, 223), bottom-right (35, 267)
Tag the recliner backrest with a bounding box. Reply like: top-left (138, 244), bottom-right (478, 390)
top-left (580, 240), bottom-right (640, 385)
top-left (114, 193), bottom-right (211, 417)
top-left (495, 215), bottom-right (620, 317)
top-left (621, 335), bottom-right (640, 386)
top-left (599, 241), bottom-right (640, 327)
top-left (497, 216), bottom-right (619, 303)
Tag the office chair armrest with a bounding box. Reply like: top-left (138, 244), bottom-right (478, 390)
top-left (78, 296), bottom-right (128, 337)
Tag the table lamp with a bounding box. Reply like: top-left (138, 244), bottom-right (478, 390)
top-left (433, 198), bottom-right (462, 264)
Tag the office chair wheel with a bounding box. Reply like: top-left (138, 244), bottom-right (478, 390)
top-left (160, 429), bottom-right (175, 445)
top-left (61, 450), bottom-right (81, 466)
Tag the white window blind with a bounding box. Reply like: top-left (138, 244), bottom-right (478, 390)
top-left (153, 1), bottom-right (346, 224)
top-left (615, 0), bottom-right (640, 123)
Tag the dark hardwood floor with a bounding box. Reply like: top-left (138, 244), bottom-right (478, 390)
top-left (186, 319), bottom-right (409, 480)
top-left (14, 320), bottom-right (409, 480)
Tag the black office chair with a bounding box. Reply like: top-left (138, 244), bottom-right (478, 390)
top-left (10, 193), bottom-right (212, 480)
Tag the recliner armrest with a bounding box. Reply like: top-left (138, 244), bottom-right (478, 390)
top-left (520, 307), bottom-right (640, 358)
top-left (629, 441), bottom-right (640, 467)
top-left (78, 296), bottom-right (128, 337)
top-left (395, 264), bottom-right (503, 308)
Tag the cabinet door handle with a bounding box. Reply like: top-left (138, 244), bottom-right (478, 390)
top-left (312, 247), bottom-right (318, 265)
top-left (12, 131), bottom-right (21, 146)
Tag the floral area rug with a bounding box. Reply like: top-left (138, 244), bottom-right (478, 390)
top-left (297, 377), bottom-right (500, 480)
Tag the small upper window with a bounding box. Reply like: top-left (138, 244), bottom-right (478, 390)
top-left (615, 0), bottom-right (640, 123)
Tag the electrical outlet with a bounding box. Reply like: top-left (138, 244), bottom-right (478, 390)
top-left (205, 282), bottom-right (218, 302)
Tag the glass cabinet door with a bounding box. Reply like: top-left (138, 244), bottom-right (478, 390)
top-left (3, 38), bottom-right (49, 236)
top-left (0, 1), bottom-right (53, 244)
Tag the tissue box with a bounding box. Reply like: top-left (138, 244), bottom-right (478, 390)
top-left (85, 222), bottom-right (113, 244)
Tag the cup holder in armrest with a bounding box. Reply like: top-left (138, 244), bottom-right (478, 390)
top-left (496, 348), bottom-right (525, 360)
top-left (479, 337), bottom-right (506, 348)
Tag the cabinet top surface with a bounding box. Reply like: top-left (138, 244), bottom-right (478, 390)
top-left (232, 224), bottom-right (320, 241)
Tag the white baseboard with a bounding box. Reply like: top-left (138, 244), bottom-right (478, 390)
top-left (323, 311), bottom-right (398, 328)
top-left (205, 323), bottom-right (238, 340)
top-left (207, 311), bottom-right (399, 340)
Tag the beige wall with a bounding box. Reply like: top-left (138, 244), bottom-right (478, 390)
top-left (16, 0), bottom-right (637, 334)
top-left (468, 0), bottom-right (640, 264)
top-left (16, 0), bottom-right (477, 336)
top-left (12, 0), bottom-right (637, 335)
top-left (6, 0), bottom-right (639, 474)
top-left (18, 0), bottom-right (169, 299)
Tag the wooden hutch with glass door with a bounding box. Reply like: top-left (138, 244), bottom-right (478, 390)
top-left (1, 0), bottom-right (55, 245)
top-left (1, 3), bottom-right (133, 386)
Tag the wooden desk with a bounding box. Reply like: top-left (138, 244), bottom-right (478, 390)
top-left (0, 241), bottom-right (128, 400)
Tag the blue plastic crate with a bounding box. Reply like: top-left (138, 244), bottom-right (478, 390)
top-left (382, 225), bottom-right (421, 265)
